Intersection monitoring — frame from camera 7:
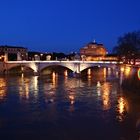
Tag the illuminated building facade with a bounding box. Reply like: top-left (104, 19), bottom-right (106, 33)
top-left (80, 41), bottom-right (118, 61)
top-left (80, 41), bottom-right (107, 61)
top-left (0, 46), bottom-right (28, 61)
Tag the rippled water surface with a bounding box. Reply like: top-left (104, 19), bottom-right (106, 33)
top-left (0, 70), bottom-right (140, 140)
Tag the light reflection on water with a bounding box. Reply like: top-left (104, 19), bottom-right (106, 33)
top-left (116, 96), bottom-right (128, 122)
top-left (101, 82), bottom-right (111, 111)
top-left (0, 78), bottom-right (7, 101)
top-left (0, 68), bottom-right (139, 140)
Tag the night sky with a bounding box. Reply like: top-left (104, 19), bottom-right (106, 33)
top-left (0, 0), bottom-right (140, 53)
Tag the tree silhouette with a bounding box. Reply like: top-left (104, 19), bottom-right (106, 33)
top-left (113, 31), bottom-right (140, 64)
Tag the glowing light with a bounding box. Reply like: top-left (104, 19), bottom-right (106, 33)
top-left (69, 95), bottom-right (75, 105)
top-left (0, 78), bottom-right (6, 101)
top-left (87, 68), bottom-right (91, 75)
top-left (19, 77), bottom-right (29, 100)
top-left (52, 72), bottom-right (56, 79)
top-left (87, 75), bottom-right (91, 81)
top-left (21, 66), bottom-right (24, 72)
top-left (33, 76), bottom-right (39, 98)
top-left (138, 68), bottom-right (140, 80)
top-left (68, 94), bottom-right (75, 112)
top-left (108, 67), bottom-right (111, 75)
top-left (25, 82), bottom-right (29, 99)
top-left (34, 76), bottom-right (38, 88)
top-left (103, 68), bottom-right (106, 78)
top-left (116, 71), bottom-right (119, 76)
top-left (120, 67), bottom-right (124, 72)
top-left (101, 83), bottom-right (111, 110)
top-left (64, 70), bottom-right (68, 77)
top-left (21, 73), bottom-right (24, 78)
top-left (124, 66), bottom-right (131, 76)
top-left (118, 97), bottom-right (125, 114)
top-left (135, 62), bottom-right (140, 65)
top-left (102, 91), bottom-right (110, 110)
top-left (97, 85), bottom-right (101, 96)
top-left (97, 81), bottom-right (101, 87)
top-left (116, 97), bottom-right (128, 122)
top-left (30, 62), bottom-right (38, 72)
top-left (0, 90), bottom-right (6, 100)
top-left (52, 72), bottom-right (58, 86)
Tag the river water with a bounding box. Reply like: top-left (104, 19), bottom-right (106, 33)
top-left (0, 68), bottom-right (140, 140)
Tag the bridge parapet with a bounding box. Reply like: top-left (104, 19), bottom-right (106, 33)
top-left (1, 60), bottom-right (120, 74)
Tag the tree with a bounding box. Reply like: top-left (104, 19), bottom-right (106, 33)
top-left (113, 31), bottom-right (140, 64)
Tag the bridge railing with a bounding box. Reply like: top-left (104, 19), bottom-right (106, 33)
top-left (5, 60), bottom-right (122, 64)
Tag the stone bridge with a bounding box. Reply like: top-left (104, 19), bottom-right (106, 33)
top-left (0, 60), bottom-right (120, 74)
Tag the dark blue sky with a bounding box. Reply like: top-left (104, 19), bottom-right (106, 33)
top-left (0, 0), bottom-right (140, 53)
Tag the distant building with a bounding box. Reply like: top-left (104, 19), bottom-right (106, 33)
top-left (80, 41), bottom-right (107, 61)
top-left (0, 46), bottom-right (28, 61)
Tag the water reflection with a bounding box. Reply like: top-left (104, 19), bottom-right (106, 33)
top-left (18, 75), bottom-right (39, 100)
top-left (52, 72), bottom-right (58, 87)
top-left (87, 68), bottom-right (91, 75)
top-left (25, 81), bottom-right (29, 99)
top-left (103, 67), bottom-right (106, 79)
top-left (120, 66), bottom-right (132, 78)
top-left (119, 66), bottom-right (134, 85)
top-left (119, 71), bottom-right (123, 85)
top-left (87, 75), bottom-right (92, 86)
top-left (19, 75), bottom-right (30, 99)
top-left (97, 81), bottom-right (101, 87)
top-left (44, 72), bottom-right (58, 94)
top-left (101, 83), bottom-right (111, 110)
top-left (33, 76), bottom-right (39, 97)
top-left (124, 66), bottom-right (131, 77)
top-left (0, 66), bottom-right (139, 140)
top-left (64, 70), bottom-right (68, 77)
top-left (120, 67), bottom-right (125, 73)
top-left (68, 90), bottom-right (75, 112)
top-left (69, 95), bottom-right (75, 105)
top-left (0, 78), bottom-right (7, 101)
top-left (116, 96), bottom-right (128, 122)
top-left (107, 67), bottom-right (111, 75)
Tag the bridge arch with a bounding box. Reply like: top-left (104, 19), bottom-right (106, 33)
top-left (8, 65), bottom-right (34, 74)
top-left (39, 63), bottom-right (76, 72)
top-left (80, 63), bottom-right (117, 72)
top-left (5, 62), bottom-right (38, 73)
top-left (40, 64), bottom-right (74, 74)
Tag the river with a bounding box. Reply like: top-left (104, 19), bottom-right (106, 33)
top-left (0, 67), bottom-right (140, 140)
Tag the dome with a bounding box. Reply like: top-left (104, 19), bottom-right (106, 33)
top-left (80, 41), bottom-right (107, 56)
